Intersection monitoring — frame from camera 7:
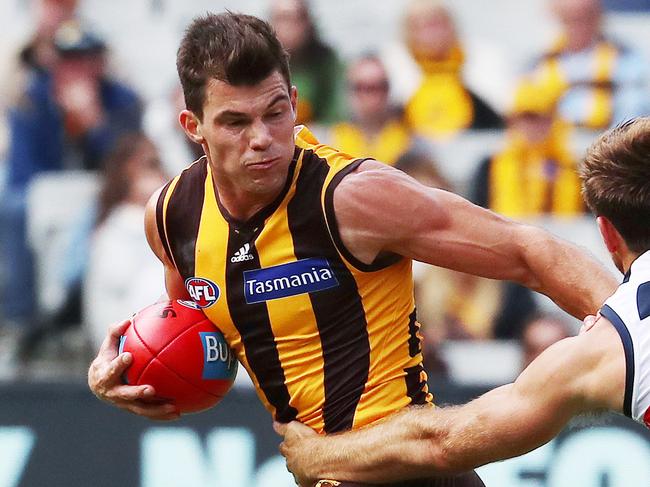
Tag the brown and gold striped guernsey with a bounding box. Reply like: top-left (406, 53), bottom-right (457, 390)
top-left (156, 126), bottom-right (432, 433)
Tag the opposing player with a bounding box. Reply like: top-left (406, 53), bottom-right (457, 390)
top-left (88, 12), bottom-right (617, 487)
top-left (276, 118), bottom-right (650, 486)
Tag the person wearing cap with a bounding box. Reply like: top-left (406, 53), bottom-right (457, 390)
top-left (527, 0), bottom-right (650, 130)
top-left (464, 80), bottom-right (584, 340)
top-left (471, 80), bottom-right (584, 218)
top-left (0, 19), bottom-right (142, 335)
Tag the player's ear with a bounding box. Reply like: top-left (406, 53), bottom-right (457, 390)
top-left (180, 109), bottom-right (205, 144)
top-left (597, 216), bottom-right (624, 254)
top-left (289, 85), bottom-right (298, 121)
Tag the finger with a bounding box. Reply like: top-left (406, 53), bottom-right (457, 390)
top-left (580, 314), bottom-right (601, 334)
top-left (102, 352), bottom-right (133, 384)
top-left (99, 319), bottom-right (132, 358)
top-left (274, 421), bottom-right (287, 436)
top-left (126, 401), bottom-right (179, 420)
top-left (583, 314), bottom-right (597, 326)
top-left (109, 384), bottom-right (157, 402)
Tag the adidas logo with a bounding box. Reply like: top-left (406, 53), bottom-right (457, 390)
top-left (231, 243), bottom-right (254, 263)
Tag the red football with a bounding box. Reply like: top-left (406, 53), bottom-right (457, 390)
top-left (118, 300), bottom-right (238, 414)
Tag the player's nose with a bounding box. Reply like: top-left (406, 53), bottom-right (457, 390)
top-left (248, 120), bottom-right (273, 151)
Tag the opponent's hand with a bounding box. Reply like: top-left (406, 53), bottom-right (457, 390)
top-left (87, 319), bottom-right (180, 420)
top-left (580, 314), bottom-right (600, 334)
top-left (275, 421), bottom-right (319, 486)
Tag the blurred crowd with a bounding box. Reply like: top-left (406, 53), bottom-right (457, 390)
top-left (0, 0), bottom-right (648, 382)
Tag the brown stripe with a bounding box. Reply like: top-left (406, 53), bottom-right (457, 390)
top-left (287, 151), bottom-right (370, 433)
top-left (407, 308), bottom-right (421, 358)
top-left (155, 180), bottom-right (174, 265)
top-left (225, 226), bottom-right (298, 423)
top-left (165, 160), bottom-right (208, 279)
top-left (404, 363), bottom-right (429, 405)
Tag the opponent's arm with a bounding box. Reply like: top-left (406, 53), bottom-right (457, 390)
top-left (334, 163), bottom-right (618, 319)
top-left (87, 188), bottom-right (186, 420)
top-left (278, 318), bottom-right (625, 483)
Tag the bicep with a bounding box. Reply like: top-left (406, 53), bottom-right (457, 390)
top-left (335, 168), bottom-right (531, 281)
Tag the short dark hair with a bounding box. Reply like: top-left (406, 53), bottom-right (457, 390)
top-left (176, 12), bottom-right (291, 120)
top-left (580, 117), bottom-right (650, 253)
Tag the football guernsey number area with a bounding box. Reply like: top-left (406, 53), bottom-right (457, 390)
top-left (243, 257), bottom-right (339, 304)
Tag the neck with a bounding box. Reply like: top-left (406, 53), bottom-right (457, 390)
top-left (622, 251), bottom-right (644, 275)
top-left (211, 172), bottom-right (285, 222)
top-left (217, 184), bottom-right (279, 222)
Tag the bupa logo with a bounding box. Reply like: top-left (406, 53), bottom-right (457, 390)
top-left (185, 277), bottom-right (220, 308)
top-left (200, 332), bottom-right (238, 380)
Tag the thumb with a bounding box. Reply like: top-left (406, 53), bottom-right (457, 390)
top-left (273, 421), bottom-right (287, 436)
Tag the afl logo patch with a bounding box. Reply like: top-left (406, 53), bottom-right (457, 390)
top-left (185, 277), bottom-right (220, 308)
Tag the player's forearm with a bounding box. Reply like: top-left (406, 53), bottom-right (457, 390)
top-left (517, 225), bottom-right (617, 319)
top-left (308, 407), bottom-right (455, 483)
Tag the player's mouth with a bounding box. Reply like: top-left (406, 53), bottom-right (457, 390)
top-left (246, 157), bottom-right (279, 170)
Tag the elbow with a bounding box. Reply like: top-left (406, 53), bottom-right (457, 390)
top-left (422, 429), bottom-right (465, 475)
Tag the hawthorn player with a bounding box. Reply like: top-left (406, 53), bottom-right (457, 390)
top-left (88, 12), bottom-right (617, 487)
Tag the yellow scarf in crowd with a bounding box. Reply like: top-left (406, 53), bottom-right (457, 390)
top-left (329, 119), bottom-right (412, 166)
top-left (489, 121), bottom-right (584, 217)
top-left (536, 36), bottom-right (618, 129)
top-left (405, 45), bottom-right (474, 139)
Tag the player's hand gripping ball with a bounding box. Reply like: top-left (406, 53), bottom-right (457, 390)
top-left (119, 300), bottom-right (238, 414)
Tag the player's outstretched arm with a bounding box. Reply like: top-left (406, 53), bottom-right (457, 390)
top-left (334, 163), bottom-right (618, 319)
top-left (278, 318), bottom-right (625, 484)
top-left (87, 188), bottom-right (187, 420)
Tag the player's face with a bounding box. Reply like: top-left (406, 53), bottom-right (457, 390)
top-left (193, 71), bottom-right (297, 200)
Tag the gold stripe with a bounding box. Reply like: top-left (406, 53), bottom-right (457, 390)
top-left (194, 165), bottom-right (276, 415)
top-left (255, 151), bottom-right (328, 432)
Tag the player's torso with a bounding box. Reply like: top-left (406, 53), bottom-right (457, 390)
top-left (601, 251), bottom-right (650, 428)
top-left (157, 128), bottom-right (431, 433)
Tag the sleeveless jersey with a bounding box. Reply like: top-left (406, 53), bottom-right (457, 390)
top-left (600, 251), bottom-right (650, 428)
top-left (156, 126), bottom-right (432, 433)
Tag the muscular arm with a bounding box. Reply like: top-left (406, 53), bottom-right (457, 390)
top-left (334, 163), bottom-right (617, 318)
top-left (279, 318), bottom-right (626, 483)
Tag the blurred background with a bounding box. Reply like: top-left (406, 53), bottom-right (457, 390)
top-left (1, 0), bottom-right (650, 486)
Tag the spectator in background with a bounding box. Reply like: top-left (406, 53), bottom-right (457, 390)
top-left (328, 55), bottom-right (427, 166)
top-left (0, 20), bottom-right (142, 332)
top-left (603, 0), bottom-right (650, 10)
top-left (144, 83), bottom-right (204, 175)
top-left (381, 0), bottom-right (504, 140)
top-left (83, 133), bottom-right (166, 350)
top-left (0, 0), bottom-right (79, 114)
top-left (471, 80), bottom-right (584, 218)
top-left (269, 0), bottom-right (344, 125)
top-left (527, 0), bottom-right (650, 130)
top-left (17, 0), bottom-right (79, 77)
top-left (520, 312), bottom-right (573, 369)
